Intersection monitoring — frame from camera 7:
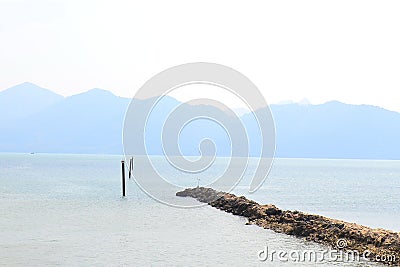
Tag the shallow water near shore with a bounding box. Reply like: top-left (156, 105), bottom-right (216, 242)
top-left (0, 153), bottom-right (398, 266)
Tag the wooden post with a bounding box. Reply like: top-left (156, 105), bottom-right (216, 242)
top-left (128, 157), bottom-right (133, 179)
top-left (121, 160), bottom-right (126, 197)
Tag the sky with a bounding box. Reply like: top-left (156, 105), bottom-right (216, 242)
top-left (0, 0), bottom-right (399, 112)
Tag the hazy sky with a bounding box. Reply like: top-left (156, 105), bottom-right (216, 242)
top-left (1, 0), bottom-right (399, 112)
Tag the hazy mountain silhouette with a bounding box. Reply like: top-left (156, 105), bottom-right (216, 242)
top-left (0, 87), bottom-right (129, 154)
top-left (0, 82), bottom-right (63, 123)
top-left (270, 101), bottom-right (400, 159)
top-left (0, 83), bottom-right (399, 159)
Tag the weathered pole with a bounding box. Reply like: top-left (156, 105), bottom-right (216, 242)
top-left (128, 157), bottom-right (133, 179)
top-left (121, 160), bottom-right (126, 197)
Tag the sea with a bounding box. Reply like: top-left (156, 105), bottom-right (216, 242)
top-left (0, 153), bottom-right (399, 266)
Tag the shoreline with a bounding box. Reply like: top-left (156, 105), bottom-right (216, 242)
top-left (177, 187), bottom-right (400, 265)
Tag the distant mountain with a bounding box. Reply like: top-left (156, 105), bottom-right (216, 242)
top-left (0, 87), bottom-right (130, 154)
top-left (270, 101), bottom-right (400, 159)
top-left (0, 82), bottom-right (64, 123)
top-left (0, 83), bottom-right (399, 159)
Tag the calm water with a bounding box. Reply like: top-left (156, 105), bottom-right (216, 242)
top-left (0, 153), bottom-right (399, 266)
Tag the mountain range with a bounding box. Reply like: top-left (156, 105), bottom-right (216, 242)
top-left (0, 82), bottom-right (399, 159)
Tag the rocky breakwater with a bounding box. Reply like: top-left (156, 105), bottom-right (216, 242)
top-left (177, 187), bottom-right (400, 265)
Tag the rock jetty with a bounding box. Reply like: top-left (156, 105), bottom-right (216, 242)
top-left (177, 187), bottom-right (399, 265)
